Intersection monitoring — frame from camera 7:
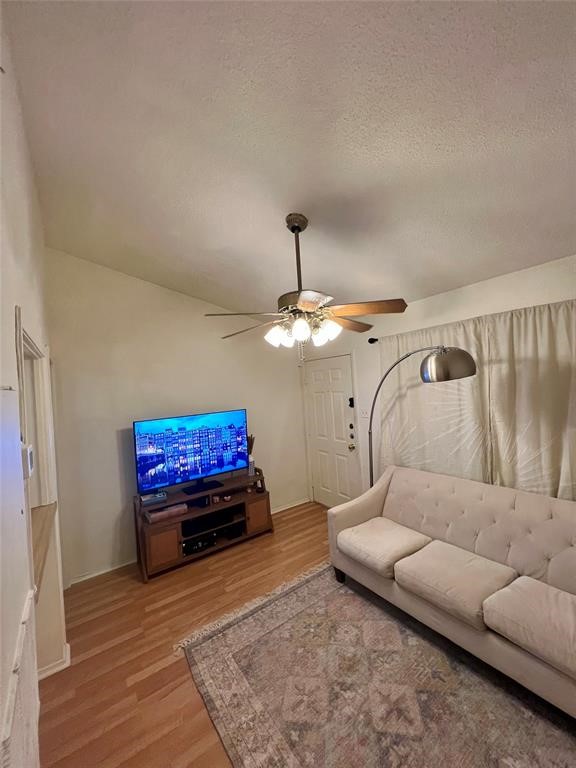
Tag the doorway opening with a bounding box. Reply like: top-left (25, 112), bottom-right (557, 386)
top-left (15, 307), bottom-right (69, 677)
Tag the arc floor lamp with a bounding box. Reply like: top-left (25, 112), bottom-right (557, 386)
top-left (368, 345), bottom-right (477, 487)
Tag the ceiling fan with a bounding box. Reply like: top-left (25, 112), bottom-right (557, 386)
top-left (205, 213), bottom-right (407, 348)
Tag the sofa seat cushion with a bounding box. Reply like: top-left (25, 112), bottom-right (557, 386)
top-left (337, 517), bottom-right (431, 578)
top-left (394, 540), bottom-right (517, 630)
top-left (483, 576), bottom-right (576, 680)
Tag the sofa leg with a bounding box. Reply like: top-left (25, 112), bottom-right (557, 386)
top-left (334, 567), bottom-right (346, 584)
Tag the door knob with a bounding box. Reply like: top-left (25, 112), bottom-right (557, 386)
top-left (348, 443), bottom-right (356, 451)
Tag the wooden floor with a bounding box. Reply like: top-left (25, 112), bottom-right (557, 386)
top-left (39, 502), bottom-right (328, 768)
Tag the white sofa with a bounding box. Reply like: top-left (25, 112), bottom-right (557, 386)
top-left (328, 465), bottom-right (576, 718)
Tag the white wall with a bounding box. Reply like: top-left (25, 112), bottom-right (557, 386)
top-left (305, 255), bottom-right (576, 489)
top-left (45, 248), bottom-right (309, 585)
top-left (0, 31), bottom-right (46, 767)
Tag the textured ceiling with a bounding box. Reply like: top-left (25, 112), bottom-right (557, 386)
top-left (5, 2), bottom-right (576, 312)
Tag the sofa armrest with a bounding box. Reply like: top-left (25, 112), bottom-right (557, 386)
top-left (327, 466), bottom-right (395, 561)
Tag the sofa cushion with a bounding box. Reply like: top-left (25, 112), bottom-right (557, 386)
top-left (381, 466), bottom-right (576, 596)
top-left (394, 540), bottom-right (517, 630)
top-left (337, 517), bottom-right (431, 578)
top-left (483, 576), bottom-right (576, 680)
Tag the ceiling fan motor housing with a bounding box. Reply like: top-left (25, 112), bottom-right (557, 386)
top-left (277, 290), bottom-right (332, 313)
top-left (277, 291), bottom-right (301, 312)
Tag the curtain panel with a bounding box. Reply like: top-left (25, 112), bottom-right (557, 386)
top-left (378, 299), bottom-right (575, 500)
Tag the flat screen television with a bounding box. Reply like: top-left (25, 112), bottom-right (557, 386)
top-left (133, 408), bottom-right (248, 494)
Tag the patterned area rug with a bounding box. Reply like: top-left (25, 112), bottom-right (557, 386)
top-left (182, 565), bottom-right (576, 768)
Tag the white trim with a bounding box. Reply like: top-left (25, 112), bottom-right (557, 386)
top-left (271, 498), bottom-right (311, 514)
top-left (32, 356), bottom-right (57, 505)
top-left (348, 348), bottom-right (364, 497)
top-left (14, 306), bottom-right (26, 440)
top-left (15, 310), bottom-right (36, 591)
top-left (49, 507), bottom-right (68, 649)
top-left (20, 340), bottom-right (69, 689)
top-left (1, 590), bottom-right (36, 748)
top-left (37, 643), bottom-right (70, 681)
top-left (67, 558), bottom-right (137, 587)
top-left (300, 365), bottom-right (314, 503)
top-left (22, 330), bottom-right (44, 361)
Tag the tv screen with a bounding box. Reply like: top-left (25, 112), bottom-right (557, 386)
top-left (133, 409), bottom-right (248, 493)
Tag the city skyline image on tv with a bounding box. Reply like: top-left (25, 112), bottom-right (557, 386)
top-left (133, 409), bottom-right (248, 493)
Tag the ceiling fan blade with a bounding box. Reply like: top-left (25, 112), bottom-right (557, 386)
top-left (329, 299), bottom-right (407, 317)
top-left (221, 321), bottom-right (278, 340)
top-left (333, 317), bottom-right (373, 333)
top-left (296, 290), bottom-right (334, 312)
top-left (205, 312), bottom-right (283, 317)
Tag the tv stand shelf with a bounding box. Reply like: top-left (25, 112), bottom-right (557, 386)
top-left (134, 469), bottom-right (272, 581)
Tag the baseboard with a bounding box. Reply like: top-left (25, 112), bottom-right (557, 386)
top-left (66, 558), bottom-right (137, 588)
top-left (271, 498), bottom-right (311, 514)
top-left (37, 643), bottom-right (70, 681)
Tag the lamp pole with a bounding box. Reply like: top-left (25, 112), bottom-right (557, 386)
top-left (368, 345), bottom-right (446, 487)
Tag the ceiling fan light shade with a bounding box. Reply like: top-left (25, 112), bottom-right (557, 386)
top-left (279, 328), bottom-right (295, 348)
top-left (322, 318), bottom-right (343, 341)
top-left (264, 325), bottom-right (284, 347)
top-left (311, 326), bottom-right (329, 346)
top-left (420, 347), bottom-right (477, 383)
top-left (292, 317), bottom-right (311, 342)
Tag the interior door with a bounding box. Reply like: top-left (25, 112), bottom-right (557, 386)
top-left (304, 355), bottom-right (360, 508)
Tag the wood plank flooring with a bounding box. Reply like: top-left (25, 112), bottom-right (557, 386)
top-left (39, 502), bottom-right (328, 768)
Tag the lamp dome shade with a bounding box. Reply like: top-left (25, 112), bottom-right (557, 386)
top-left (420, 347), bottom-right (477, 383)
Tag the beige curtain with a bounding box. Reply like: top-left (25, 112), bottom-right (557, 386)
top-left (378, 300), bottom-right (575, 500)
top-left (379, 318), bottom-right (491, 483)
top-left (489, 301), bottom-right (575, 499)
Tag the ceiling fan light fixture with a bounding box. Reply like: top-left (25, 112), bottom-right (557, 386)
top-left (311, 325), bottom-right (329, 346)
top-left (292, 316), bottom-right (311, 342)
top-left (322, 318), bottom-right (343, 341)
top-left (207, 212), bottom-right (408, 347)
top-left (264, 325), bottom-right (284, 347)
top-left (279, 327), bottom-right (296, 348)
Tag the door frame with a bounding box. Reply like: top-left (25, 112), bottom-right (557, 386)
top-left (15, 307), bottom-right (69, 677)
top-left (18, 316), bottom-right (58, 504)
top-left (302, 352), bottom-right (361, 506)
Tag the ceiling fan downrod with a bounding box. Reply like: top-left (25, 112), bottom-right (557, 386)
top-left (286, 213), bottom-right (308, 292)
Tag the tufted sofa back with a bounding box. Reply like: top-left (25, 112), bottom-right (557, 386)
top-left (382, 466), bottom-right (576, 595)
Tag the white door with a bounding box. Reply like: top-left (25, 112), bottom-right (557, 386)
top-left (304, 355), bottom-right (360, 508)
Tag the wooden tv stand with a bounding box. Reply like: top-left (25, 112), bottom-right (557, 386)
top-left (134, 469), bottom-right (272, 581)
